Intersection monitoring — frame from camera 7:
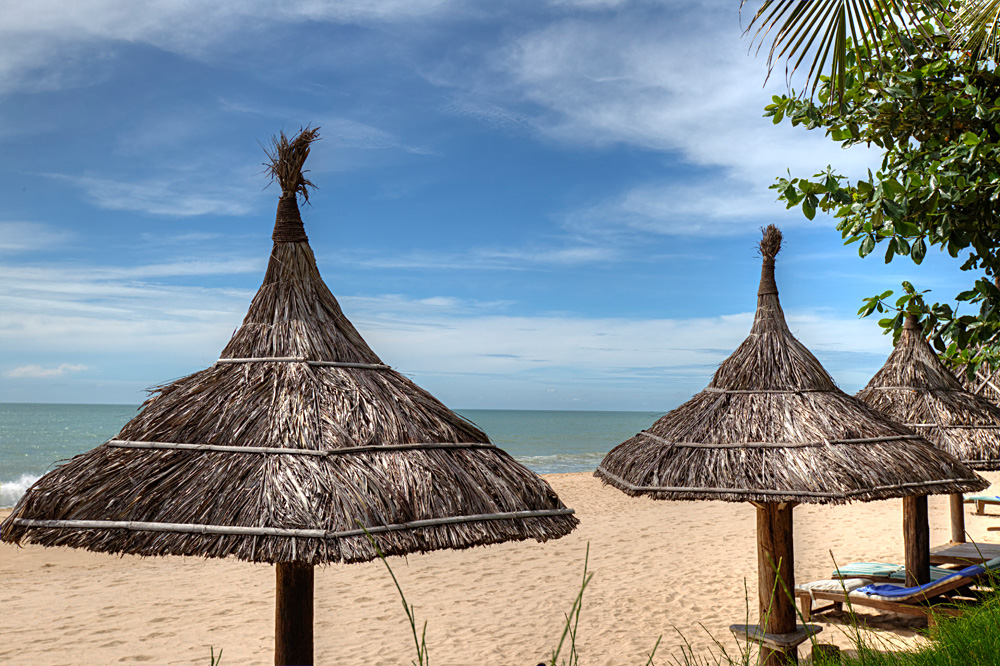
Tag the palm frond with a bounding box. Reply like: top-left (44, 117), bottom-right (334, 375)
top-left (742, 0), bottom-right (933, 105)
top-left (953, 0), bottom-right (1000, 62)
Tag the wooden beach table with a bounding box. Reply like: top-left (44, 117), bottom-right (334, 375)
top-left (929, 541), bottom-right (1000, 566)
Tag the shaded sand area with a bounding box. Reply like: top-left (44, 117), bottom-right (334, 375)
top-left (3, 471), bottom-right (998, 665)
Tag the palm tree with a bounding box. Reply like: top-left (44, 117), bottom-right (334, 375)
top-left (743, 0), bottom-right (999, 105)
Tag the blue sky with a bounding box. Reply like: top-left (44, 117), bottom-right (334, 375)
top-left (0, 0), bottom-right (975, 410)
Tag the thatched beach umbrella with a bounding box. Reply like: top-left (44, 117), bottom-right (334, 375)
top-left (596, 226), bottom-right (986, 666)
top-left (954, 358), bottom-right (1000, 407)
top-left (1, 128), bottom-right (578, 666)
top-left (952, 278), bottom-right (1000, 406)
top-left (857, 313), bottom-right (1000, 554)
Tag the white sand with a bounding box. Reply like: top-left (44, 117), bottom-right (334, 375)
top-left (2, 471), bottom-right (998, 665)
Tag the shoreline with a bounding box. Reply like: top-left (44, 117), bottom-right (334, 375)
top-left (3, 471), bottom-right (998, 665)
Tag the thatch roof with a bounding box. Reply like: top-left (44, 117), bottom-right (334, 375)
top-left (953, 359), bottom-right (1000, 407)
top-left (596, 226), bottom-right (988, 504)
top-left (1, 128), bottom-right (577, 564)
top-left (857, 315), bottom-right (1000, 471)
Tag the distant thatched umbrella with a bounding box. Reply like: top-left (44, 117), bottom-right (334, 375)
top-left (951, 277), bottom-right (1000, 407)
top-left (1, 127), bottom-right (577, 666)
top-left (953, 357), bottom-right (1000, 407)
top-left (857, 313), bottom-right (1000, 550)
top-left (596, 226), bottom-right (986, 666)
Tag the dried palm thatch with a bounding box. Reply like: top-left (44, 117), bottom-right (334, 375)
top-left (596, 225), bottom-right (987, 504)
top-left (857, 314), bottom-right (1000, 472)
top-left (0, 127), bottom-right (577, 566)
top-left (953, 355), bottom-right (1000, 407)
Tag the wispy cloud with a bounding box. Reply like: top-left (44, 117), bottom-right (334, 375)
top-left (218, 100), bottom-right (435, 158)
top-left (443, 98), bottom-right (535, 135)
top-left (1, 257), bottom-right (893, 406)
top-left (345, 242), bottom-right (623, 270)
top-left (0, 222), bottom-right (76, 253)
top-left (0, 0), bottom-right (465, 95)
top-left (449, 4), bottom-right (882, 237)
top-left (341, 294), bottom-right (893, 407)
top-left (0, 259), bottom-right (257, 368)
top-left (44, 174), bottom-right (255, 217)
top-left (7, 363), bottom-right (89, 378)
top-left (563, 179), bottom-right (814, 238)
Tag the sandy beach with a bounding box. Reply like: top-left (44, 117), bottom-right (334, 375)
top-left (3, 470), bottom-right (998, 665)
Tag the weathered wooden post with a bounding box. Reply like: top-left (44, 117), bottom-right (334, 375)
top-left (275, 562), bottom-right (314, 666)
top-left (903, 495), bottom-right (930, 587)
top-left (950, 494), bottom-right (966, 543)
top-left (757, 503), bottom-right (797, 666)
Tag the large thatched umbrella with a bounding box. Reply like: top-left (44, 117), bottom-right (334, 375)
top-left (857, 313), bottom-right (1000, 554)
top-left (0, 128), bottom-right (578, 666)
top-left (596, 226), bottom-right (986, 666)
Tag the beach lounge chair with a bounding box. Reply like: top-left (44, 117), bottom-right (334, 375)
top-left (965, 494), bottom-right (1000, 515)
top-left (796, 557), bottom-right (1000, 621)
top-left (831, 562), bottom-right (955, 583)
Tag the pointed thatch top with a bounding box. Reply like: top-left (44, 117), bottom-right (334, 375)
top-left (1, 128), bottom-right (577, 563)
top-left (857, 314), bottom-right (1000, 471)
top-left (266, 126), bottom-right (318, 243)
top-left (596, 225), bottom-right (987, 504)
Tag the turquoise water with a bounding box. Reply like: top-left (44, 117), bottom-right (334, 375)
top-left (0, 403), bottom-right (663, 507)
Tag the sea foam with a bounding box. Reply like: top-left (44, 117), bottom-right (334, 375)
top-left (1, 474), bottom-right (40, 508)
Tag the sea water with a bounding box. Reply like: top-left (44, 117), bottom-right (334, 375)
top-left (0, 403), bottom-right (663, 508)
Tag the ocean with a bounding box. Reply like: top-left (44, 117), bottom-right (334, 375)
top-left (0, 403), bottom-right (664, 508)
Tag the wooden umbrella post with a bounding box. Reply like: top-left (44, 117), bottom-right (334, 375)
top-left (903, 495), bottom-right (930, 587)
top-left (757, 503), bottom-right (797, 666)
top-left (950, 494), bottom-right (966, 543)
top-left (275, 562), bottom-right (314, 666)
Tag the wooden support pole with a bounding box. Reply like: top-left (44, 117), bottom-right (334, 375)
top-left (275, 562), bottom-right (314, 666)
top-left (903, 495), bottom-right (930, 587)
top-left (950, 494), bottom-right (966, 544)
top-left (757, 503), bottom-right (797, 666)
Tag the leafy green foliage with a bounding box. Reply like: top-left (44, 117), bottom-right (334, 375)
top-left (764, 7), bottom-right (999, 374)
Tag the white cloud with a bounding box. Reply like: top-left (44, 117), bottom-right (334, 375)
top-left (346, 242), bottom-right (623, 271)
top-left (7, 363), bottom-right (89, 378)
top-left (0, 0), bottom-right (463, 95)
top-left (342, 294), bottom-right (894, 407)
top-left (0, 260), bottom-right (257, 367)
top-left (564, 179), bottom-right (813, 238)
top-left (443, 98), bottom-right (535, 134)
top-left (0, 222), bottom-right (76, 253)
top-left (215, 100), bottom-right (435, 161)
top-left (44, 174), bottom-right (255, 217)
top-left (549, 0), bottom-right (632, 8)
top-left (347, 300), bottom-right (892, 378)
top-left (0, 251), bottom-right (893, 406)
top-left (449, 4), bottom-right (882, 237)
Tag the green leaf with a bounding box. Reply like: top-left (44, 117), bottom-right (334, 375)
top-left (881, 198), bottom-right (905, 217)
top-left (860, 234), bottom-right (876, 257)
top-left (884, 238), bottom-right (896, 263)
top-left (802, 197), bottom-right (816, 220)
top-left (961, 131), bottom-right (981, 146)
top-left (911, 237), bottom-right (927, 264)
